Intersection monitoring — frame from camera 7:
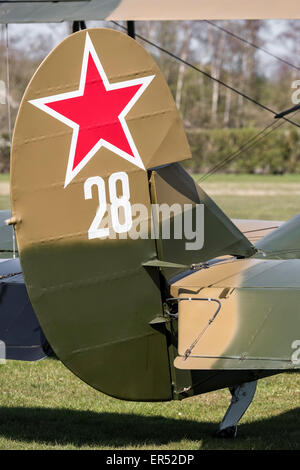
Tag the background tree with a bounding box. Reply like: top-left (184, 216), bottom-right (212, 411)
top-left (1, 20), bottom-right (300, 174)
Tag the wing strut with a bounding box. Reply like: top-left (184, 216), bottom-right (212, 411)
top-left (127, 21), bottom-right (135, 39)
top-left (72, 21), bottom-right (86, 33)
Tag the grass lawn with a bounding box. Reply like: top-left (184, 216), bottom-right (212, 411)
top-left (0, 359), bottom-right (299, 450)
top-left (0, 172), bottom-right (299, 450)
top-left (194, 173), bottom-right (300, 221)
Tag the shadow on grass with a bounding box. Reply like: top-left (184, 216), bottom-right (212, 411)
top-left (0, 406), bottom-right (299, 449)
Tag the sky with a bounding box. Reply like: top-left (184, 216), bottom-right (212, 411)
top-left (6, 20), bottom-right (296, 48)
top-left (1, 19), bottom-right (299, 83)
top-left (5, 20), bottom-right (300, 74)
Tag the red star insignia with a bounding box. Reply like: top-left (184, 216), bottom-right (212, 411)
top-left (29, 32), bottom-right (155, 187)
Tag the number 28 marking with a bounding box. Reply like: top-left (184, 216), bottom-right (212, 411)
top-left (84, 172), bottom-right (133, 239)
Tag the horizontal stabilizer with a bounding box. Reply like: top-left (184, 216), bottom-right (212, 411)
top-left (172, 257), bottom-right (300, 370)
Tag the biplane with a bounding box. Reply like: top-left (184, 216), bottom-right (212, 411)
top-left (0, 1), bottom-right (299, 439)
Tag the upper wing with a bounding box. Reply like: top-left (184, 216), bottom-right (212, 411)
top-left (1, 0), bottom-right (300, 23)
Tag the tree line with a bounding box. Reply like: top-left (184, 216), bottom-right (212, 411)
top-left (0, 20), bottom-right (300, 174)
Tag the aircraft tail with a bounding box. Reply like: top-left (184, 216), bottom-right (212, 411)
top-left (8, 27), bottom-right (259, 401)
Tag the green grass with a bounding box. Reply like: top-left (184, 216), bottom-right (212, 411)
top-left (0, 172), bottom-right (299, 450)
top-left (0, 174), bottom-right (10, 183)
top-left (0, 173), bottom-right (10, 210)
top-left (0, 196), bottom-right (10, 210)
top-left (0, 359), bottom-right (299, 450)
top-left (203, 195), bottom-right (300, 221)
top-left (194, 173), bottom-right (300, 183)
top-left (194, 173), bottom-right (300, 220)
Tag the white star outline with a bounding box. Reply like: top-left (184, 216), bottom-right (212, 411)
top-left (29, 32), bottom-right (155, 188)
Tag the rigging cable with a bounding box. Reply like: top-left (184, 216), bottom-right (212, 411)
top-left (111, 21), bottom-right (300, 130)
top-left (204, 20), bottom-right (300, 73)
top-left (198, 121), bottom-right (278, 182)
top-left (111, 21), bottom-right (300, 180)
top-left (198, 111), bottom-right (299, 182)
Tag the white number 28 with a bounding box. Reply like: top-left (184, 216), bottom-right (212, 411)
top-left (84, 171), bottom-right (132, 239)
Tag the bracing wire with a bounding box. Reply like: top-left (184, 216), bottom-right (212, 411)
top-left (202, 108), bottom-right (300, 180)
top-left (111, 21), bottom-right (300, 180)
top-left (205, 20), bottom-right (300, 73)
top-left (111, 21), bottom-right (300, 130)
top-left (198, 113), bottom-right (298, 182)
top-left (198, 120), bottom-right (279, 182)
